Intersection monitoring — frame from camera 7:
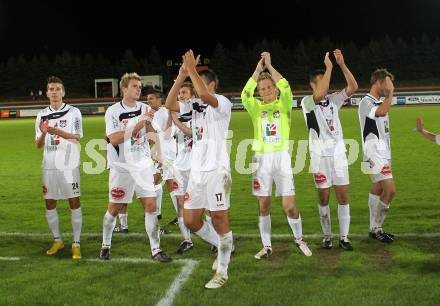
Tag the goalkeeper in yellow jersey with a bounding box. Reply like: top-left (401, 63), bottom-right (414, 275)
top-left (241, 52), bottom-right (312, 258)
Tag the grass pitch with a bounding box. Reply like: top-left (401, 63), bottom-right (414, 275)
top-left (0, 106), bottom-right (439, 305)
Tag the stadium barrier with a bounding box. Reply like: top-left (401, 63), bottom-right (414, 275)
top-left (1, 90), bottom-right (440, 119)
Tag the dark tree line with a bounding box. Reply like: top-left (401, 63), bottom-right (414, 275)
top-left (1, 34), bottom-right (440, 99)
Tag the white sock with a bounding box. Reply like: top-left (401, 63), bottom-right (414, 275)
top-left (318, 204), bottom-right (332, 238)
top-left (145, 212), bottom-right (161, 256)
top-left (170, 192), bottom-right (178, 213)
top-left (375, 200), bottom-right (390, 231)
top-left (287, 215), bottom-right (303, 241)
top-left (155, 184), bottom-right (163, 215)
top-left (205, 214), bottom-right (213, 227)
top-left (71, 207), bottom-right (82, 245)
top-left (195, 221), bottom-right (219, 246)
top-left (216, 231), bottom-right (233, 276)
top-left (102, 211), bottom-right (116, 247)
top-left (178, 217), bottom-right (191, 241)
top-left (119, 213), bottom-right (128, 229)
top-left (368, 193), bottom-right (380, 231)
top-left (338, 204), bottom-right (350, 240)
top-left (46, 209), bottom-right (61, 241)
top-left (258, 215), bottom-right (272, 248)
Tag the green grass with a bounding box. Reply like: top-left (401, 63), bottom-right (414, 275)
top-left (1, 106), bottom-right (440, 305)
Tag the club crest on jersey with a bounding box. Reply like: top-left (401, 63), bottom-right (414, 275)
top-left (122, 119), bottom-right (129, 126)
top-left (59, 120), bottom-right (67, 128)
top-left (273, 111), bottom-right (280, 118)
top-left (42, 185), bottom-right (48, 194)
top-left (111, 187), bottom-right (126, 199)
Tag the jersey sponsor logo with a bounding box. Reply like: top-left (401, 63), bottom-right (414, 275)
top-left (195, 127), bottom-right (204, 141)
top-left (314, 173), bottom-right (327, 185)
top-left (59, 120), bottom-right (67, 128)
top-left (253, 179), bottom-right (261, 191)
top-left (380, 165), bottom-right (392, 176)
top-left (50, 134), bottom-right (60, 146)
top-left (111, 187), bottom-right (126, 199)
top-left (42, 185), bottom-right (48, 194)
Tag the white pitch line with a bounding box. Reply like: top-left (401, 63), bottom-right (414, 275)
top-left (0, 256), bottom-right (21, 261)
top-left (0, 255), bottom-right (198, 306)
top-left (1, 232), bottom-right (440, 238)
top-left (156, 259), bottom-right (198, 306)
top-left (85, 257), bottom-right (194, 265)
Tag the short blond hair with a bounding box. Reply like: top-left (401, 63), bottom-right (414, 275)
top-left (257, 72), bottom-right (275, 86)
top-left (120, 72), bottom-right (141, 95)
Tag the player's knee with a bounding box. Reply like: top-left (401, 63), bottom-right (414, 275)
top-left (317, 189), bottom-right (330, 205)
top-left (336, 194), bottom-right (349, 205)
top-left (184, 218), bottom-right (200, 232)
top-left (385, 188), bottom-right (396, 201)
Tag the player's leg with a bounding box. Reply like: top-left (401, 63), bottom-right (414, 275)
top-left (255, 196), bottom-right (273, 259)
top-left (317, 188), bottom-right (332, 248)
top-left (68, 197), bottom-right (82, 259)
top-left (369, 159), bottom-right (395, 242)
top-left (314, 156), bottom-right (333, 248)
top-left (183, 172), bottom-right (219, 248)
top-left (376, 178), bottom-right (396, 236)
top-left (100, 202), bottom-right (125, 259)
top-left (174, 170), bottom-right (192, 254)
top-left (333, 154), bottom-right (352, 250)
top-left (275, 151), bottom-right (312, 256)
top-left (100, 170), bottom-right (134, 259)
top-left (134, 168), bottom-right (172, 262)
top-left (252, 154), bottom-right (274, 259)
top-left (334, 185), bottom-right (353, 250)
top-left (45, 199), bottom-right (65, 255)
top-left (205, 169), bottom-right (233, 289)
top-left (369, 182), bottom-right (382, 232)
top-left (114, 204), bottom-right (128, 233)
top-left (166, 178), bottom-right (179, 214)
top-left (281, 195), bottom-right (311, 256)
top-left (56, 167), bottom-right (82, 258)
top-left (138, 196), bottom-right (171, 262)
top-left (43, 170), bottom-right (63, 255)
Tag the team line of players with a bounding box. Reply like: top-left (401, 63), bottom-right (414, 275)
top-left (35, 50), bottom-right (439, 289)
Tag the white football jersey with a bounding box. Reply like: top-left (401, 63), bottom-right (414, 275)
top-left (35, 103), bottom-right (83, 170)
top-left (172, 100), bottom-right (195, 171)
top-left (301, 90), bottom-right (349, 156)
top-left (152, 106), bottom-right (177, 161)
top-left (182, 94), bottom-right (231, 172)
top-left (358, 94), bottom-right (391, 161)
top-left (105, 101), bottom-right (153, 172)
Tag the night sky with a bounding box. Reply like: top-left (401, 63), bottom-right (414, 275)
top-left (1, 0), bottom-right (440, 60)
